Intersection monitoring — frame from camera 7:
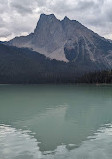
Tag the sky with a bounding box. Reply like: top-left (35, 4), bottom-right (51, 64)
top-left (0, 0), bottom-right (112, 41)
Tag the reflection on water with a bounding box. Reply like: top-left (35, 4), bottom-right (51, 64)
top-left (0, 125), bottom-right (42, 159)
top-left (0, 85), bottom-right (112, 158)
top-left (1, 124), bottom-right (112, 159)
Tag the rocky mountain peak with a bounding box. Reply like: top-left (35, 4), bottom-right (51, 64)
top-left (39, 13), bottom-right (56, 22)
top-left (7, 13), bottom-right (112, 69)
top-left (63, 16), bottom-right (70, 21)
top-left (34, 13), bottom-right (60, 34)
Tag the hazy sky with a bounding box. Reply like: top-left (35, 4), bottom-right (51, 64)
top-left (0, 0), bottom-right (112, 41)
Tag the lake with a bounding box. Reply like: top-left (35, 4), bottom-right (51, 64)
top-left (0, 84), bottom-right (112, 159)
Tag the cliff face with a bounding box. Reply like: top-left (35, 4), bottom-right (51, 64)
top-left (8, 14), bottom-right (112, 69)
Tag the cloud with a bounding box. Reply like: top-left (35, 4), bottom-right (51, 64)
top-left (0, 0), bottom-right (112, 41)
top-left (0, 28), bottom-right (11, 38)
top-left (10, 0), bottom-right (37, 15)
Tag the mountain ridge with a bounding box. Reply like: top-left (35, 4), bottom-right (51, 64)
top-left (7, 13), bottom-right (112, 69)
top-left (0, 42), bottom-right (103, 84)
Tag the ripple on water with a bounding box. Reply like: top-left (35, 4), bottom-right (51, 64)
top-left (0, 124), bottom-right (112, 159)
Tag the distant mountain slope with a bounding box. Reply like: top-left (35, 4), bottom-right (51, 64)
top-left (7, 14), bottom-right (112, 69)
top-left (0, 43), bottom-right (106, 84)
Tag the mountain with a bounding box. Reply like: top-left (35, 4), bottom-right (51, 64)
top-left (7, 13), bottom-right (112, 69)
top-left (0, 43), bottom-right (99, 84)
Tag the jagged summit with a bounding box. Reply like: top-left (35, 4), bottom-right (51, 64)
top-left (63, 16), bottom-right (70, 21)
top-left (35, 13), bottom-right (59, 29)
top-left (40, 13), bottom-right (56, 17)
top-left (7, 13), bottom-right (112, 69)
top-left (39, 13), bottom-right (56, 21)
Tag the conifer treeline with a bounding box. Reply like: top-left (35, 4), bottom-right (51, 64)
top-left (0, 43), bottom-right (111, 84)
top-left (77, 70), bottom-right (112, 83)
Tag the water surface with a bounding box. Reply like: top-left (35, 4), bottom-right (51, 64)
top-left (0, 84), bottom-right (112, 159)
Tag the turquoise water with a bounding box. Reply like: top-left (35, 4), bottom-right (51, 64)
top-left (0, 85), bottom-right (112, 159)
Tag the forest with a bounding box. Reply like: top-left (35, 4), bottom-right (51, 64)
top-left (0, 43), bottom-right (111, 84)
top-left (77, 70), bottom-right (112, 84)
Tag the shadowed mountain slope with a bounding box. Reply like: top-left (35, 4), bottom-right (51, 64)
top-left (0, 43), bottom-right (102, 84)
top-left (7, 14), bottom-right (112, 70)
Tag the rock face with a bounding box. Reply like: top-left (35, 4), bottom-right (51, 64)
top-left (8, 13), bottom-right (112, 69)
